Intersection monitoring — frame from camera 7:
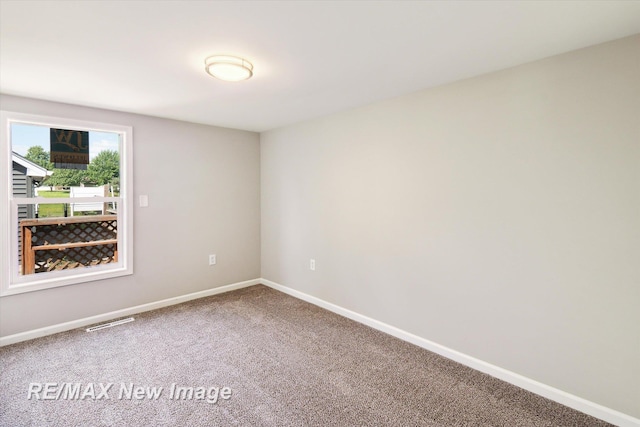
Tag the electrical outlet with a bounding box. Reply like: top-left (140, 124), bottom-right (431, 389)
top-left (310, 259), bottom-right (315, 271)
top-left (209, 254), bottom-right (217, 265)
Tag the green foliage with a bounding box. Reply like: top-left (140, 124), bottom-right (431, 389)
top-left (86, 150), bottom-right (119, 186)
top-left (21, 146), bottom-right (120, 188)
top-left (24, 146), bottom-right (53, 170)
top-left (46, 168), bottom-right (88, 187)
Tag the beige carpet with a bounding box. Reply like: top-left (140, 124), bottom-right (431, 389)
top-left (0, 285), bottom-right (611, 426)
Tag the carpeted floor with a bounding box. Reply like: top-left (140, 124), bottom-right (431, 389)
top-left (0, 285), bottom-right (612, 426)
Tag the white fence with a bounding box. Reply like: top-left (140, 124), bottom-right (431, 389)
top-left (70, 185), bottom-right (110, 216)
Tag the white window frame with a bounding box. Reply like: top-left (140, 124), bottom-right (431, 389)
top-left (0, 111), bottom-right (133, 296)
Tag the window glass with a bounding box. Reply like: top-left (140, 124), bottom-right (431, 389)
top-left (2, 112), bottom-right (132, 296)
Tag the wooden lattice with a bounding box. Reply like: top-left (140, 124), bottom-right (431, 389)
top-left (20, 216), bottom-right (118, 274)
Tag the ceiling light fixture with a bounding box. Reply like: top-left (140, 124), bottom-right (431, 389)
top-left (204, 55), bottom-right (253, 82)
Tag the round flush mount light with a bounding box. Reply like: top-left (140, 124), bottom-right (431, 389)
top-left (204, 55), bottom-right (253, 82)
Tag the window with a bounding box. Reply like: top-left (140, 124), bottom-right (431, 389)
top-left (1, 111), bottom-right (133, 296)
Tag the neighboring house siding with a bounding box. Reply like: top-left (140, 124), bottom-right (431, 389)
top-left (13, 161), bottom-right (38, 267)
top-left (11, 154), bottom-right (50, 272)
top-left (12, 162), bottom-right (32, 219)
top-left (13, 163), bottom-right (27, 267)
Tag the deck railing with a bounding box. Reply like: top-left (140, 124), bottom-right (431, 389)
top-left (20, 215), bottom-right (118, 274)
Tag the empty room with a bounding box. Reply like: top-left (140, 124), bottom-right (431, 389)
top-left (1, 1), bottom-right (638, 426)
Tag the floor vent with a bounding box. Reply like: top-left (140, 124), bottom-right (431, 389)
top-left (86, 317), bottom-right (134, 332)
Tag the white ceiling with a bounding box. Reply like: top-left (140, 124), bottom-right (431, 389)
top-left (1, 1), bottom-right (639, 132)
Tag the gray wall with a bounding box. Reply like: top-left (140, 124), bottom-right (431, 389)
top-left (261, 35), bottom-right (640, 417)
top-left (0, 94), bottom-right (261, 336)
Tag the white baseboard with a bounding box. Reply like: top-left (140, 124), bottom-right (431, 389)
top-left (260, 278), bottom-right (640, 427)
top-left (0, 278), bottom-right (260, 347)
